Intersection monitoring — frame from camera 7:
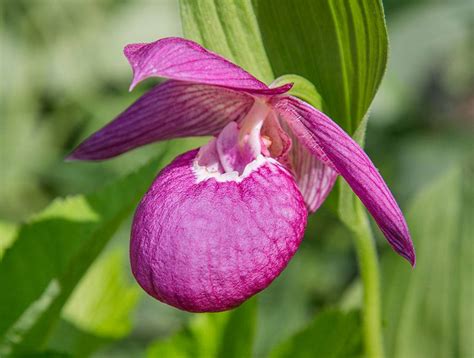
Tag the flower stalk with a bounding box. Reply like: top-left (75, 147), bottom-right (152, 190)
top-left (351, 200), bottom-right (384, 358)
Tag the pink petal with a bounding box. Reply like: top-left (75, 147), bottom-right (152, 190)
top-left (288, 132), bottom-right (338, 213)
top-left (130, 149), bottom-right (307, 312)
top-left (68, 80), bottom-right (253, 161)
top-left (269, 112), bottom-right (338, 212)
top-left (273, 96), bottom-right (415, 265)
top-left (124, 37), bottom-right (292, 95)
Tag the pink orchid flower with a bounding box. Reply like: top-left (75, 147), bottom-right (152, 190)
top-left (69, 37), bottom-right (415, 312)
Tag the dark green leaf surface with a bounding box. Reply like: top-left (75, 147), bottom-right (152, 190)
top-left (382, 163), bottom-right (474, 358)
top-left (0, 221), bottom-right (18, 260)
top-left (0, 156), bottom-right (164, 355)
top-left (148, 298), bottom-right (257, 358)
top-left (46, 319), bottom-right (109, 358)
top-left (269, 309), bottom-right (362, 358)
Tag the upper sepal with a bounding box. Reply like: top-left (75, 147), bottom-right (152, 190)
top-left (124, 37), bottom-right (292, 95)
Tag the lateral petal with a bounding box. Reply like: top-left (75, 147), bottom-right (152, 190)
top-left (289, 133), bottom-right (338, 213)
top-left (274, 114), bottom-right (338, 212)
top-left (69, 80), bottom-right (253, 161)
top-left (273, 96), bottom-right (415, 265)
top-left (124, 37), bottom-right (292, 95)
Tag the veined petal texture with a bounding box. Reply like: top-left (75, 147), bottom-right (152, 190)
top-left (69, 81), bottom-right (253, 161)
top-left (281, 119), bottom-right (338, 213)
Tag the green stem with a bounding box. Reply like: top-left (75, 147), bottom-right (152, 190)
top-left (352, 202), bottom-right (384, 358)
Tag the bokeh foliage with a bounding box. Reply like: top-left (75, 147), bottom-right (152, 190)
top-left (382, 163), bottom-right (474, 358)
top-left (0, 156), bottom-right (164, 355)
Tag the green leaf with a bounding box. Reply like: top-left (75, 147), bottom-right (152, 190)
top-left (269, 309), bottom-right (362, 358)
top-left (148, 298), bottom-right (257, 358)
top-left (61, 248), bottom-right (139, 338)
top-left (381, 163), bottom-right (474, 358)
top-left (0, 221), bottom-right (18, 260)
top-left (0, 155), bottom-right (164, 356)
top-left (181, 0), bottom-right (388, 134)
top-left (253, 0), bottom-right (388, 134)
top-left (46, 248), bottom-right (139, 356)
top-left (15, 350), bottom-right (70, 358)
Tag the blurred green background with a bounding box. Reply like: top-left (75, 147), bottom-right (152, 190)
top-left (0, 0), bottom-right (472, 357)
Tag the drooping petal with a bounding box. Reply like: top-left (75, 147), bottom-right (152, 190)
top-left (68, 80), bottom-right (253, 161)
top-left (266, 111), bottom-right (338, 212)
top-left (124, 37), bottom-right (292, 95)
top-left (130, 149), bottom-right (307, 312)
top-left (288, 132), bottom-right (338, 213)
top-left (273, 96), bottom-right (415, 265)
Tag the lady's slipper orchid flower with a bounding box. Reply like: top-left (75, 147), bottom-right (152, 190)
top-left (69, 37), bottom-right (415, 312)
